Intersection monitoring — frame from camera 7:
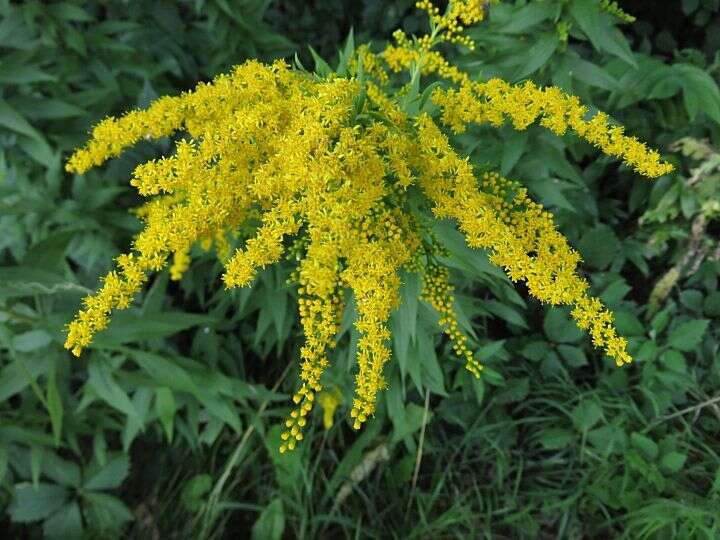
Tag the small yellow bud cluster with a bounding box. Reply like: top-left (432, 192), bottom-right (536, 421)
top-left (317, 388), bottom-right (343, 429)
top-left (280, 282), bottom-right (345, 453)
top-left (421, 263), bottom-right (482, 377)
top-left (415, 0), bottom-right (441, 20)
top-left (415, 0), bottom-right (495, 50)
top-left (352, 45), bottom-right (390, 86)
top-left (556, 20), bottom-right (571, 44)
top-left (600, 0), bottom-right (636, 23)
top-left (169, 246), bottom-right (191, 281)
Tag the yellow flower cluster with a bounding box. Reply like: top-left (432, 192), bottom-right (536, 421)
top-left (431, 80), bottom-right (673, 178)
top-left (65, 0), bottom-right (669, 448)
top-left (421, 263), bottom-right (482, 377)
top-left (410, 115), bottom-right (632, 364)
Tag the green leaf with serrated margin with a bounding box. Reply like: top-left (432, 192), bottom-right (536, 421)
top-left (667, 319), bottom-right (709, 351)
top-left (252, 498), bottom-right (285, 540)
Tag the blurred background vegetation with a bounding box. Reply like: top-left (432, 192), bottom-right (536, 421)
top-left (1, 0), bottom-right (719, 538)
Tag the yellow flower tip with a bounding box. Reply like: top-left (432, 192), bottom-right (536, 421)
top-left (279, 445), bottom-right (287, 454)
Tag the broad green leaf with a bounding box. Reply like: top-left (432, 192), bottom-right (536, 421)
top-left (12, 329), bottom-right (52, 352)
top-left (0, 98), bottom-right (44, 141)
top-left (471, 376), bottom-right (484, 405)
top-left (199, 394), bottom-right (241, 433)
top-left (564, 55), bottom-right (619, 91)
top-left (43, 453), bottom-right (81, 487)
top-left (265, 425), bottom-right (302, 490)
top-left (251, 498), bottom-right (285, 540)
top-left (520, 340), bottom-right (552, 361)
top-left (530, 178), bottom-right (577, 212)
top-left (539, 428), bottom-right (575, 450)
top-left (673, 64), bottom-right (720, 125)
top-left (557, 344), bottom-right (587, 367)
top-left (659, 349), bottom-right (686, 373)
top-left (572, 400), bottom-right (603, 432)
top-left (483, 299), bottom-right (528, 328)
top-left (434, 220), bottom-right (508, 280)
top-left (498, 2), bottom-right (553, 33)
top-left (308, 45), bottom-right (332, 78)
top-left (122, 387), bottom-right (153, 452)
top-left (631, 432), bottom-right (659, 460)
top-left (544, 307), bottom-right (584, 344)
top-left (613, 311), bottom-right (645, 336)
top-left (494, 377), bottom-right (529, 404)
top-left (0, 355), bottom-right (53, 401)
top-left (87, 361), bottom-right (141, 422)
top-left (31, 445), bottom-right (43, 486)
top-left (84, 455), bottom-right (130, 491)
top-left (126, 349), bottom-right (200, 395)
top-left (679, 290), bottom-right (704, 313)
top-left (577, 225), bottom-right (620, 269)
top-left (155, 387), bottom-right (176, 442)
top-left (0, 266), bottom-right (88, 298)
top-left (667, 319), bottom-right (709, 351)
top-left (568, 0), bottom-right (637, 67)
top-left (181, 474), bottom-right (212, 512)
top-left (22, 231), bottom-right (75, 271)
top-left (83, 492), bottom-right (134, 531)
top-left (400, 271), bottom-right (420, 343)
top-left (500, 129), bottom-right (528, 175)
top-left (8, 483), bottom-right (68, 523)
top-left (703, 291), bottom-right (720, 317)
top-left (21, 136), bottom-right (58, 170)
top-left (660, 451), bottom-right (686, 472)
top-left (391, 402), bottom-right (432, 443)
top-left (0, 426), bottom-right (55, 447)
top-left (600, 279), bottom-right (631, 307)
top-left (47, 2), bottom-right (94, 21)
top-left (513, 32), bottom-right (558, 80)
top-left (94, 433), bottom-right (107, 468)
top-left (336, 28), bottom-right (355, 76)
top-left (478, 340), bottom-right (506, 360)
top-left (588, 424), bottom-right (626, 455)
top-left (46, 370), bottom-right (64, 446)
top-left (481, 365), bottom-right (505, 386)
top-left (136, 79), bottom-right (159, 110)
top-left (414, 330), bottom-right (447, 396)
top-left (0, 65), bottom-right (56, 84)
top-left (92, 310), bottom-right (216, 348)
top-left (43, 502), bottom-right (84, 539)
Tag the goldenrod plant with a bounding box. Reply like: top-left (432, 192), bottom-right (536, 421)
top-left (64, 0), bottom-right (673, 452)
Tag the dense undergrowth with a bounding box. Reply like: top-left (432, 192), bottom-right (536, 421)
top-left (1, 1), bottom-right (719, 538)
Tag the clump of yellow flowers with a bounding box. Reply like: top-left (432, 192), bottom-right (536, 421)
top-left (65, 0), bottom-right (672, 452)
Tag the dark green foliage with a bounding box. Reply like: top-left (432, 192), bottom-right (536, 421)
top-left (1, 0), bottom-right (719, 538)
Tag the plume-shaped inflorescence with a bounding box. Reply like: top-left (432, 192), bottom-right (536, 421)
top-left (65, 0), bottom-right (672, 451)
